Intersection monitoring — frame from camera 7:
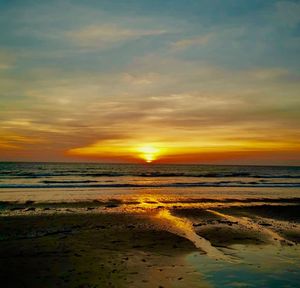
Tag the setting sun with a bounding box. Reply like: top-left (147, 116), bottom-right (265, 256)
top-left (136, 145), bottom-right (160, 163)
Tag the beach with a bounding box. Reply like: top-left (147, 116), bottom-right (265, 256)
top-left (1, 163), bottom-right (300, 287)
top-left (1, 196), bottom-right (300, 287)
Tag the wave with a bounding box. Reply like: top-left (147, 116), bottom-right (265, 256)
top-left (41, 180), bottom-right (98, 184)
top-left (1, 181), bottom-right (300, 189)
top-left (1, 171), bottom-right (300, 179)
top-left (0, 172), bottom-right (124, 178)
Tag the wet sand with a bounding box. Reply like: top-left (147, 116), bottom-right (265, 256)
top-left (1, 199), bottom-right (300, 287)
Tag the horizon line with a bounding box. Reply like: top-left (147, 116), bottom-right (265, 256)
top-left (0, 160), bottom-right (299, 168)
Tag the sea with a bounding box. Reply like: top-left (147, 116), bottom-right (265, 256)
top-left (0, 162), bottom-right (299, 202)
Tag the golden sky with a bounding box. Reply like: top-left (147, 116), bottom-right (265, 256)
top-left (0, 1), bottom-right (300, 165)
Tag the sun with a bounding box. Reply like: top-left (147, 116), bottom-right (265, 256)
top-left (136, 145), bottom-right (160, 163)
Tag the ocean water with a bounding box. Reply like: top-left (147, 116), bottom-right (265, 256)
top-left (0, 162), bottom-right (299, 202)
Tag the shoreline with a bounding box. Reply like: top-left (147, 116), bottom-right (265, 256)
top-left (1, 195), bottom-right (300, 287)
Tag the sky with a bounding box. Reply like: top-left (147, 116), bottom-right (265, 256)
top-left (0, 0), bottom-right (299, 165)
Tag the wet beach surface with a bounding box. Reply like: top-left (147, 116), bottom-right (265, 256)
top-left (1, 198), bottom-right (300, 287)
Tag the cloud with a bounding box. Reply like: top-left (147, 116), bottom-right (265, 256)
top-left (67, 24), bottom-right (167, 48)
top-left (0, 50), bottom-right (16, 70)
top-left (3, 54), bottom-right (298, 140)
top-left (0, 133), bottom-right (44, 149)
top-left (122, 72), bottom-right (160, 85)
top-left (171, 34), bottom-right (212, 51)
top-left (249, 68), bottom-right (289, 80)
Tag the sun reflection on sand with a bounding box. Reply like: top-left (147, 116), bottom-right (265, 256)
top-left (135, 195), bottom-right (231, 260)
top-left (155, 209), bottom-right (230, 260)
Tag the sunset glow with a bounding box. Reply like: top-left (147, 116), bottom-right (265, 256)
top-left (136, 145), bottom-right (160, 163)
top-left (67, 142), bottom-right (164, 163)
top-left (0, 1), bottom-right (299, 165)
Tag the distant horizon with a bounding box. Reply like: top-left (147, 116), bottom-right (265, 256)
top-left (1, 160), bottom-right (299, 168)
